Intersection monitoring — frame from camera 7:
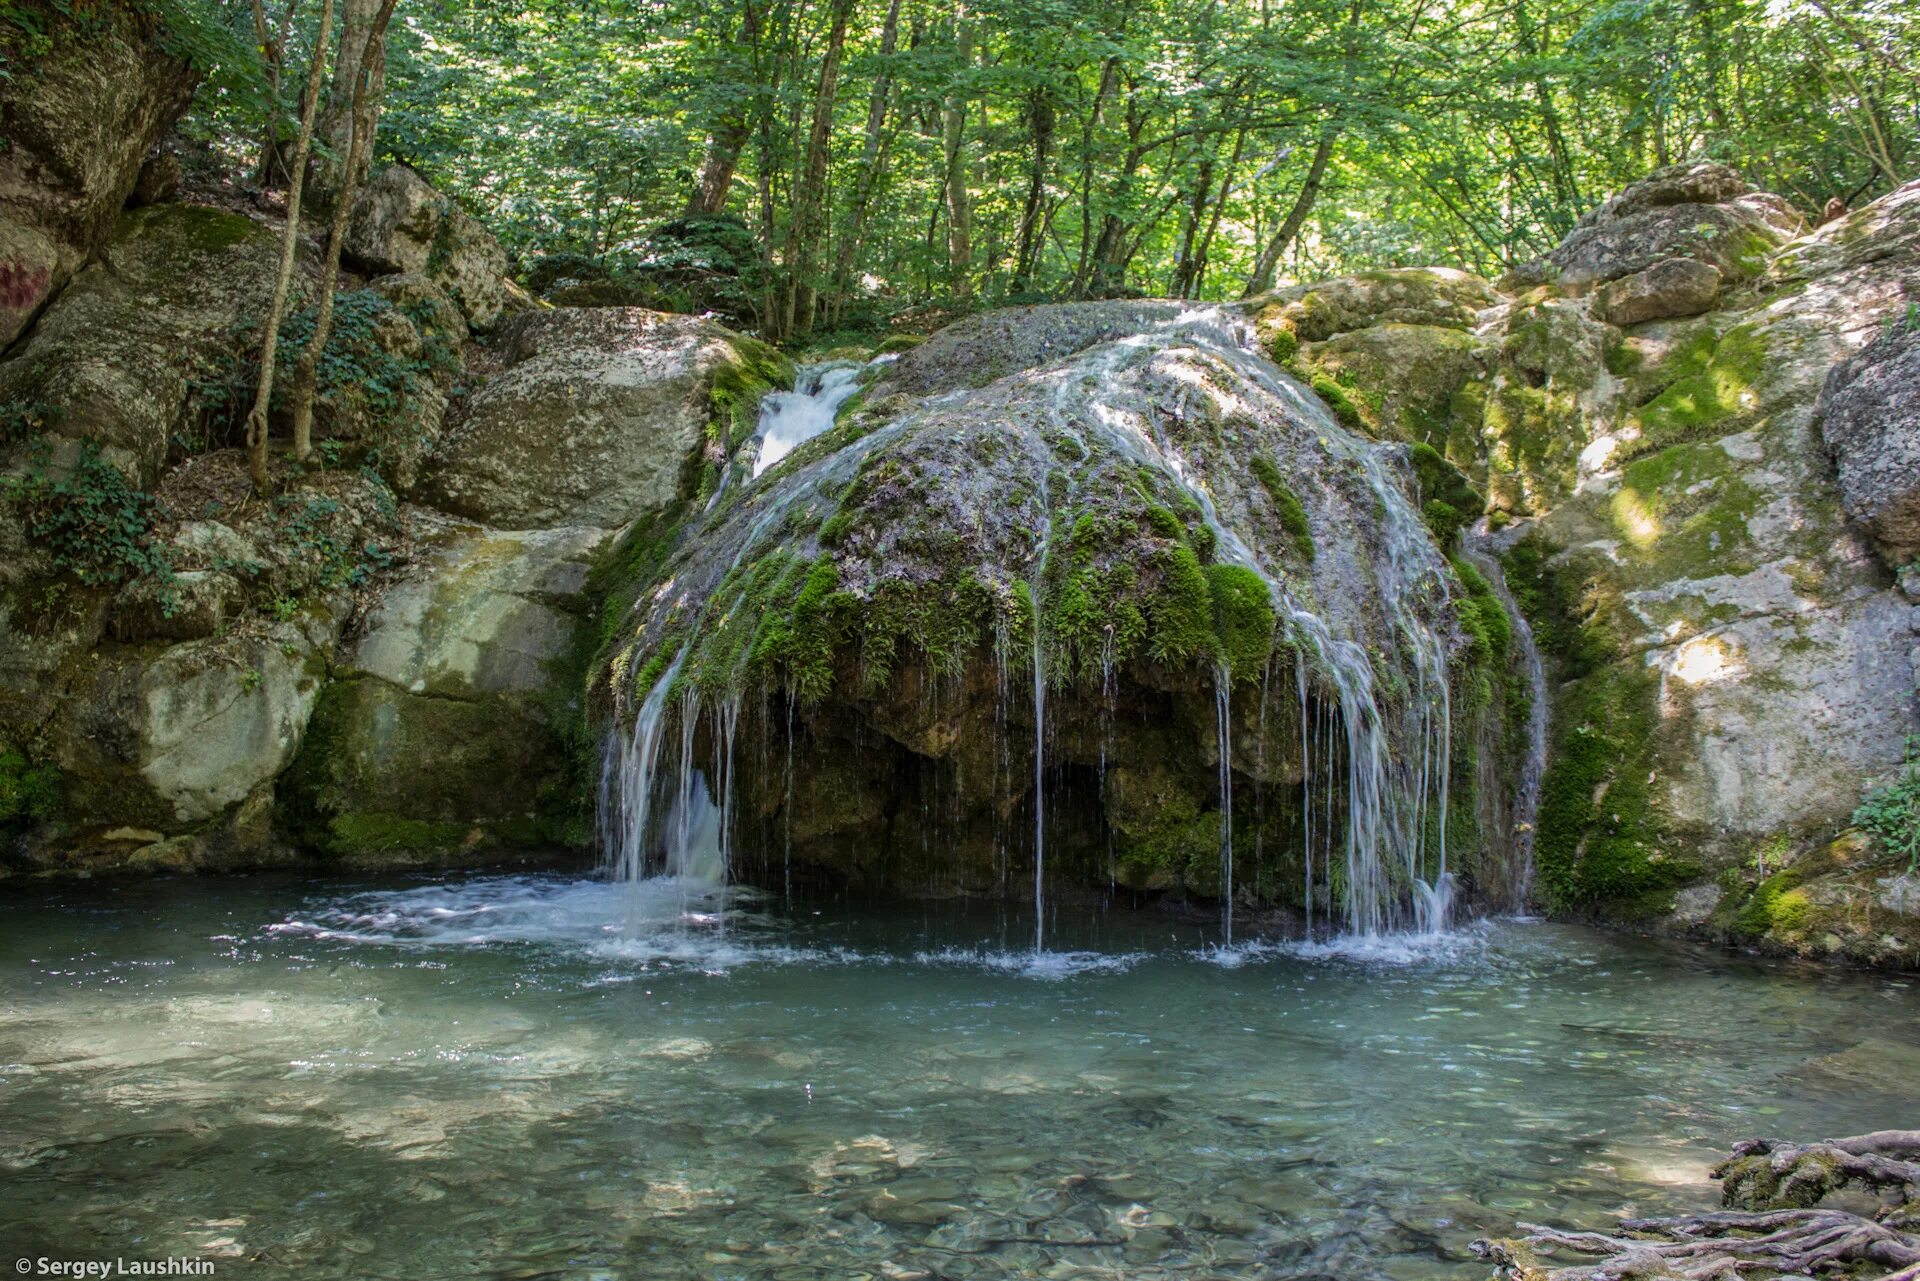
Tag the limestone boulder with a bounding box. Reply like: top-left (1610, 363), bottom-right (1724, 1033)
top-left (32, 610), bottom-right (339, 855)
top-left (1549, 161), bottom-right (1802, 284)
top-left (1253, 268), bottom-right (1499, 344)
top-left (1594, 257), bottom-right (1722, 326)
top-left (0, 0), bottom-right (196, 349)
top-left (281, 521), bottom-right (606, 865)
top-left (0, 204), bottom-right (279, 484)
top-left (1818, 325), bottom-right (1920, 565)
top-left (424, 308), bottom-right (793, 529)
top-left (345, 165), bottom-right (510, 331)
top-left (1519, 179), bottom-right (1920, 909)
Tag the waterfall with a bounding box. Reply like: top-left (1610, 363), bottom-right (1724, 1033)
top-left (1030, 606), bottom-right (1047, 953)
top-left (752, 362), bottom-right (866, 477)
top-left (598, 305), bottom-right (1482, 942)
top-left (1215, 665), bottom-right (1234, 944)
top-left (1459, 528), bottom-right (1549, 904)
top-left (1022, 306), bottom-right (1458, 937)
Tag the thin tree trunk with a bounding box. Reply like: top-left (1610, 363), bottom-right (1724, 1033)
top-left (1010, 84), bottom-right (1056, 295)
top-left (310, 0), bottom-right (384, 212)
top-left (290, 0), bottom-right (400, 464)
top-left (251, 0), bottom-right (302, 187)
top-left (941, 4), bottom-right (975, 304)
top-left (781, 0), bottom-right (856, 341)
top-left (1242, 122), bottom-right (1337, 297)
top-left (1187, 124), bottom-right (1246, 297)
top-left (1073, 55), bottom-right (1121, 298)
top-left (828, 0), bottom-right (902, 323)
top-left (245, 0), bottom-right (336, 495)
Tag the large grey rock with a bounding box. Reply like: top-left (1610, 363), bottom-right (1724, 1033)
top-left (1594, 257), bottom-right (1722, 326)
top-left (1818, 325), bottom-right (1920, 565)
top-left (1549, 161), bottom-right (1802, 284)
top-left (280, 520), bottom-right (605, 864)
top-left (42, 611), bottom-right (338, 833)
top-left (0, 1), bottom-right (196, 349)
top-left (1252, 267), bottom-right (1499, 341)
top-left (345, 165), bottom-right (509, 331)
top-left (349, 522), bottom-right (604, 698)
top-left (1527, 177), bottom-right (1920, 871)
top-left (0, 204), bottom-right (278, 483)
top-left (424, 307), bottom-right (792, 529)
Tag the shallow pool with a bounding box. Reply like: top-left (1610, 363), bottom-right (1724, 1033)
top-left (3, 873), bottom-right (1916, 1279)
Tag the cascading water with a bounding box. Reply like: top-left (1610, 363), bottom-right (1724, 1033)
top-left (1214, 665), bottom-right (1234, 944)
top-left (752, 362), bottom-right (867, 477)
top-left (1024, 307), bottom-right (1460, 937)
top-left (1459, 528), bottom-right (1549, 902)
top-left (600, 303), bottom-right (1497, 945)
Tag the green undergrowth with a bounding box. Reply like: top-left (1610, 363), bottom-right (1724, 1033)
top-left (1854, 734), bottom-right (1920, 873)
top-left (4, 442), bottom-right (178, 608)
top-left (0, 743), bottom-right (61, 828)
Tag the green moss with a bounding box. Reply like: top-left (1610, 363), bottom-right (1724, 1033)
top-left (873, 333), bottom-right (924, 356)
top-left (1311, 373), bottom-right (1370, 433)
top-left (1534, 660), bottom-right (1694, 911)
top-left (1449, 556), bottom-right (1511, 670)
top-left (1410, 441), bottom-right (1484, 545)
top-left (1249, 456), bottom-right (1315, 561)
top-left (1731, 869), bottom-right (1813, 938)
top-left (0, 743), bottom-right (60, 826)
top-left (153, 204), bottom-right (258, 255)
top-left (1205, 563), bottom-right (1275, 681)
top-left (1146, 543), bottom-right (1220, 667)
top-left (1621, 324), bottom-right (1768, 462)
top-left (323, 812), bottom-right (470, 856)
top-left (1263, 325), bottom-right (1300, 367)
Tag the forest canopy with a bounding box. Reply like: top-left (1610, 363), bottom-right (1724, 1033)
top-left (155, 0), bottom-right (1920, 340)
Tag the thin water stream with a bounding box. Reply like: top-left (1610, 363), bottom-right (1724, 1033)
top-left (4, 874), bottom-right (1918, 1280)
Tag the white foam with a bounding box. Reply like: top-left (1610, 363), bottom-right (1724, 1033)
top-left (268, 876), bottom-right (859, 973)
top-left (909, 946), bottom-right (1146, 980)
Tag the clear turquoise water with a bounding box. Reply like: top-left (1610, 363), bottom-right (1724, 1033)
top-left (3, 872), bottom-right (1917, 1280)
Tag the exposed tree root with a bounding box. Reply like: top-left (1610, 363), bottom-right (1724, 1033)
top-left (1472, 1133), bottom-right (1920, 1281)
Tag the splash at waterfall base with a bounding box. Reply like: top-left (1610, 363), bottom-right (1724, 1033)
top-left (595, 303), bottom-right (1540, 935)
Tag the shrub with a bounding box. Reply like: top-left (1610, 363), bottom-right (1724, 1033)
top-left (1855, 735), bottom-right (1920, 873)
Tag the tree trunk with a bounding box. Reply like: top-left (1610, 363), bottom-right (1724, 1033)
top-left (1009, 85), bottom-right (1056, 295)
top-left (290, 0), bottom-right (400, 464)
top-left (309, 0), bottom-right (385, 212)
top-left (685, 1), bottom-right (766, 217)
top-left (780, 0), bottom-right (856, 341)
top-left (1242, 123), bottom-right (1338, 298)
top-left (245, 0), bottom-right (337, 495)
top-left (250, 0), bottom-right (302, 188)
top-left (941, 4), bottom-right (975, 305)
top-left (828, 0), bottom-right (902, 324)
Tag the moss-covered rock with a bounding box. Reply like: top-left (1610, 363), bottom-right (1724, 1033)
top-left (0, 204), bottom-right (281, 485)
top-left (592, 302), bottom-right (1517, 918)
top-left (1548, 161), bottom-right (1802, 285)
top-left (0, 0), bottom-right (197, 349)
